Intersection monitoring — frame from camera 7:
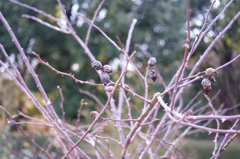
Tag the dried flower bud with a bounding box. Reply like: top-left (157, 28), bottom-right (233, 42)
top-left (90, 111), bottom-right (99, 119)
top-left (105, 86), bottom-right (114, 92)
top-left (103, 65), bottom-right (112, 73)
top-left (100, 72), bottom-right (110, 86)
top-left (91, 60), bottom-right (102, 70)
top-left (208, 75), bottom-right (216, 83)
top-left (148, 57), bottom-right (157, 67)
top-left (201, 78), bottom-right (212, 94)
top-left (8, 120), bottom-right (15, 127)
top-left (149, 70), bottom-right (157, 82)
top-left (205, 68), bottom-right (217, 77)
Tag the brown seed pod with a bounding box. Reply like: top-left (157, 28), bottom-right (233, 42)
top-left (205, 68), bottom-right (217, 77)
top-left (104, 85), bottom-right (114, 92)
top-left (201, 78), bottom-right (212, 94)
top-left (103, 65), bottom-right (112, 73)
top-left (148, 57), bottom-right (157, 67)
top-left (100, 72), bottom-right (110, 86)
top-left (90, 111), bottom-right (99, 119)
top-left (91, 60), bottom-right (102, 70)
top-left (149, 70), bottom-right (157, 82)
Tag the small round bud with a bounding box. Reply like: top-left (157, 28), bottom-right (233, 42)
top-left (205, 68), bottom-right (217, 77)
top-left (8, 120), bottom-right (15, 127)
top-left (201, 78), bottom-right (212, 94)
top-left (100, 72), bottom-right (110, 86)
top-left (91, 60), bottom-right (102, 70)
top-left (103, 65), bottom-right (112, 73)
top-left (149, 70), bottom-right (157, 82)
top-left (90, 111), bottom-right (99, 119)
top-left (148, 57), bottom-right (157, 67)
top-left (105, 86), bottom-right (114, 92)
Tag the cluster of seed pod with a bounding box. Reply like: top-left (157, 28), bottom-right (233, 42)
top-left (201, 68), bottom-right (218, 94)
top-left (91, 60), bottom-right (113, 86)
top-left (148, 57), bottom-right (157, 82)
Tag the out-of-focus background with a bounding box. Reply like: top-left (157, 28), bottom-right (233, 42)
top-left (0, 0), bottom-right (240, 158)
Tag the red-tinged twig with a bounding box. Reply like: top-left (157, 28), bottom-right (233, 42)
top-left (124, 95), bottom-right (133, 127)
top-left (22, 14), bottom-right (70, 34)
top-left (79, 89), bottom-right (112, 115)
top-left (116, 19), bottom-right (138, 147)
top-left (156, 95), bottom-right (240, 134)
top-left (42, 138), bottom-right (56, 159)
top-left (120, 93), bottom-right (161, 159)
top-left (66, 129), bottom-right (109, 159)
top-left (182, 0), bottom-right (216, 72)
top-left (0, 44), bottom-right (47, 120)
top-left (162, 140), bottom-right (188, 159)
top-left (101, 117), bottom-right (139, 122)
top-left (180, 91), bottom-right (202, 113)
top-left (1, 13), bottom-right (90, 159)
top-left (192, 0), bottom-right (235, 53)
top-left (168, 0), bottom-right (191, 111)
top-left (130, 102), bottom-right (161, 143)
top-left (139, 114), bottom-right (169, 159)
top-left (78, 13), bottom-right (122, 52)
top-left (0, 60), bottom-right (72, 157)
top-left (0, 12), bottom-right (60, 122)
top-left (85, 0), bottom-right (106, 46)
top-left (116, 36), bottom-right (125, 50)
top-left (188, 11), bottom-right (240, 78)
top-left (15, 121), bottom-right (55, 127)
top-left (0, 105), bottom-right (54, 159)
top-left (204, 94), bottom-right (220, 156)
top-left (213, 119), bottom-right (239, 159)
top-left (32, 51), bottom-right (150, 104)
top-left (139, 118), bottom-right (162, 126)
top-left (31, 51), bottom-right (101, 86)
top-left (95, 135), bottom-right (123, 147)
top-left (75, 99), bottom-right (87, 133)
top-left (175, 10), bottom-right (240, 103)
top-left (10, 0), bottom-right (60, 22)
top-left (18, 111), bottom-right (50, 125)
top-left (62, 51), bottom-right (136, 159)
top-left (215, 54), bottom-right (240, 72)
top-left (125, 19), bottom-right (137, 54)
top-left (106, 139), bottom-right (111, 159)
top-left (162, 76), bottom-right (202, 96)
top-left (57, 86), bottom-right (66, 128)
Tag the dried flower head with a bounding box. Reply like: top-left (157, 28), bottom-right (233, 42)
top-left (205, 68), bottom-right (217, 77)
top-left (90, 111), bottom-right (100, 119)
top-left (103, 65), bottom-right (112, 73)
top-left (100, 72), bottom-right (110, 86)
top-left (201, 78), bottom-right (212, 94)
top-left (104, 85), bottom-right (114, 92)
top-left (149, 70), bottom-right (157, 82)
top-left (148, 57), bottom-right (157, 67)
top-left (91, 60), bottom-right (102, 70)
